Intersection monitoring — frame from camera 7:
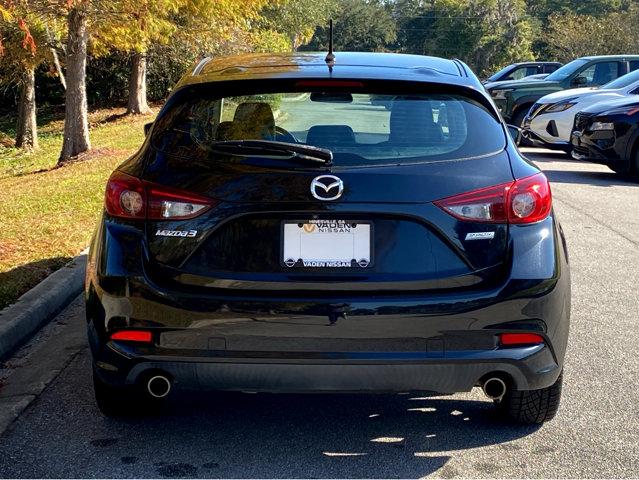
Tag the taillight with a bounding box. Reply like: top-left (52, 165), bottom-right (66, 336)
top-left (434, 182), bottom-right (510, 223)
top-left (499, 333), bottom-right (545, 346)
top-left (105, 171), bottom-right (146, 218)
top-left (146, 184), bottom-right (213, 220)
top-left (507, 173), bottom-right (552, 224)
top-left (105, 171), bottom-right (215, 220)
top-left (434, 173), bottom-right (551, 224)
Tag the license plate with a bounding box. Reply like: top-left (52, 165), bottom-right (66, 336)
top-left (282, 220), bottom-right (372, 268)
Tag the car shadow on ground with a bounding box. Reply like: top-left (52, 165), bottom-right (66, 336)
top-left (541, 168), bottom-right (639, 187)
top-left (521, 149), bottom-right (574, 163)
top-left (522, 150), bottom-right (639, 187)
top-left (99, 388), bottom-right (540, 478)
top-left (1, 329), bottom-right (541, 478)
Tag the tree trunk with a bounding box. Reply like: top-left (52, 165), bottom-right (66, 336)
top-left (126, 51), bottom-right (151, 115)
top-left (59, 7), bottom-right (90, 163)
top-left (15, 66), bottom-right (38, 150)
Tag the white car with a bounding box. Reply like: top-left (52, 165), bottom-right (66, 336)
top-left (523, 68), bottom-right (639, 151)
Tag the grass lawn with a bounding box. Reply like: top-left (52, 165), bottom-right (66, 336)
top-left (0, 107), bottom-right (156, 310)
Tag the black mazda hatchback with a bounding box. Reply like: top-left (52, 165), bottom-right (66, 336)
top-left (86, 52), bottom-right (570, 424)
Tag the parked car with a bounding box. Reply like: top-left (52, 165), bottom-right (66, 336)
top-left (86, 51), bottom-right (570, 424)
top-left (487, 55), bottom-right (639, 126)
top-left (571, 96), bottom-right (639, 175)
top-left (483, 62), bottom-right (562, 84)
top-left (483, 73), bottom-right (549, 92)
top-left (523, 69), bottom-right (639, 151)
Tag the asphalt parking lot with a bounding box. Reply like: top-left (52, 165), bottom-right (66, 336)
top-left (0, 149), bottom-right (638, 478)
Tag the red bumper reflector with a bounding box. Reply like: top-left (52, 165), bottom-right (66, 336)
top-left (110, 330), bottom-right (153, 343)
top-left (499, 333), bottom-right (545, 346)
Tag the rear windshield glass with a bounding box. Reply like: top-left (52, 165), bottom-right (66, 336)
top-left (151, 90), bottom-right (506, 167)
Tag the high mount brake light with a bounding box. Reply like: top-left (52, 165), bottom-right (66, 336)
top-left (294, 80), bottom-right (365, 88)
top-left (434, 173), bottom-right (552, 224)
top-left (104, 171), bottom-right (216, 220)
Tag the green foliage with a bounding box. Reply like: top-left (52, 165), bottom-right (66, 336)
top-left (91, 0), bottom-right (270, 56)
top-left (249, 29), bottom-right (292, 53)
top-left (393, 0), bottom-right (534, 76)
top-left (257, 0), bottom-right (338, 50)
top-left (2, 0), bottom-right (639, 111)
top-left (528, 0), bottom-right (629, 20)
top-left (302, 0), bottom-right (397, 52)
top-left (545, 5), bottom-right (639, 62)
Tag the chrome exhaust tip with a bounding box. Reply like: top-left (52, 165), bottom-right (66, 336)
top-left (146, 375), bottom-right (171, 399)
top-left (482, 377), bottom-right (507, 400)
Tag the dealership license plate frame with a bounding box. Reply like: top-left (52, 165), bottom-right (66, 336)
top-left (281, 219), bottom-right (373, 269)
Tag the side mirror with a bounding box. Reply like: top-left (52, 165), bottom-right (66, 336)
top-left (506, 124), bottom-right (522, 146)
top-left (144, 122), bottom-right (154, 136)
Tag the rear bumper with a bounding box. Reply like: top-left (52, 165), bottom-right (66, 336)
top-left (94, 341), bottom-right (560, 394)
top-left (86, 215), bottom-right (571, 395)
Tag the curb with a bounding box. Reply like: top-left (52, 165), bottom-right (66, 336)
top-left (0, 253), bottom-right (87, 361)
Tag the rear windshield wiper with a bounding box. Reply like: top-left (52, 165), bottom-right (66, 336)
top-left (207, 140), bottom-right (333, 165)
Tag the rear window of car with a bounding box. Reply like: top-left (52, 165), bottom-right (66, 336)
top-left (151, 89), bottom-right (506, 168)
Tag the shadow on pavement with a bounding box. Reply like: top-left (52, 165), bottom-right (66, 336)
top-left (0, 335), bottom-right (540, 479)
top-left (0, 256), bottom-right (72, 311)
top-left (97, 389), bottom-right (539, 478)
top-left (520, 149), bottom-right (573, 163)
top-left (542, 169), bottom-right (639, 187)
top-left (522, 150), bottom-right (639, 187)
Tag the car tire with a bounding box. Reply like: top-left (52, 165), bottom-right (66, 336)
top-left (93, 367), bottom-right (140, 417)
top-left (495, 372), bottom-right (563, 424)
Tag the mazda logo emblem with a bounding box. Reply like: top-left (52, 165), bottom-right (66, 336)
top-left (310, 175), bottom-right (344, 201)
